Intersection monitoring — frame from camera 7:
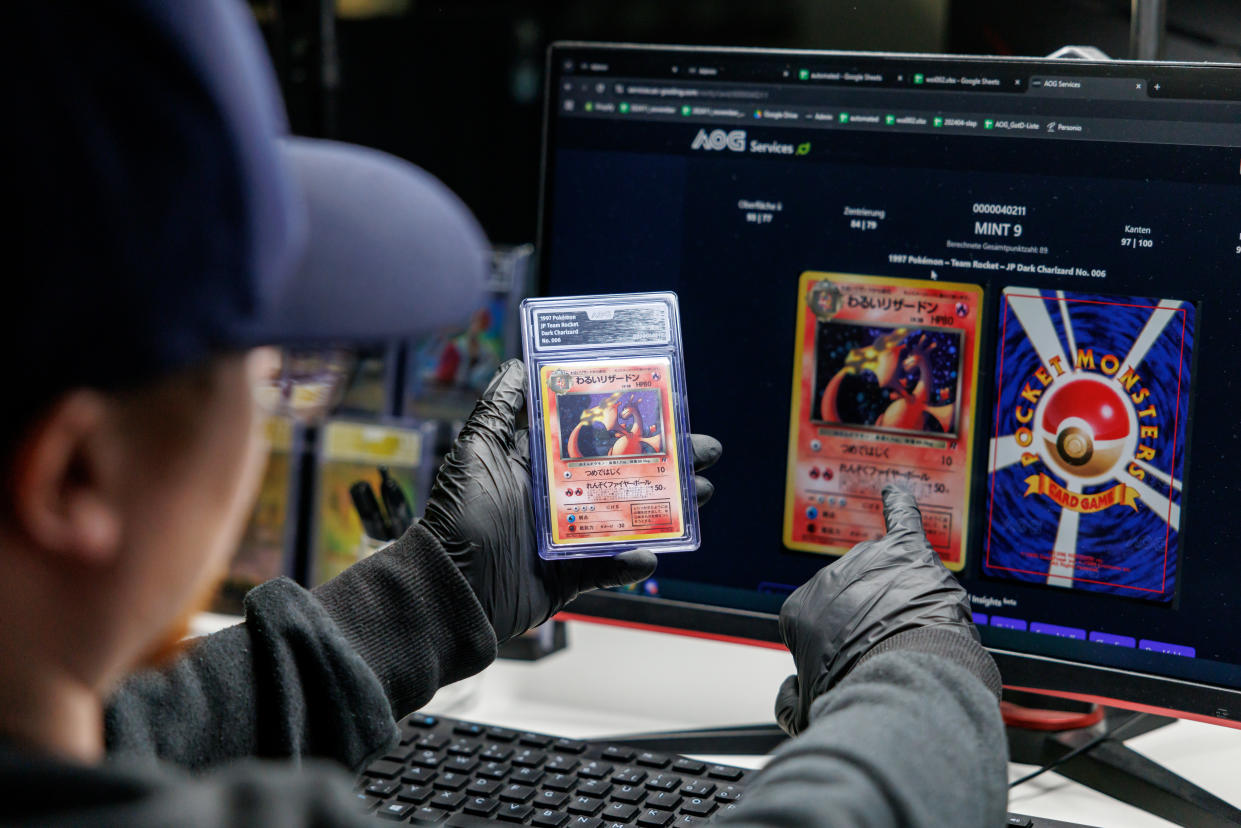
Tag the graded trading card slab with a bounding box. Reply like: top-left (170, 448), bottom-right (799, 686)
top-left (984, 288), bottom-right (1194, 602)
top-left (783, 272), bottom-right (983, 569)
top-left (539, 357), bottom-right (686, 545)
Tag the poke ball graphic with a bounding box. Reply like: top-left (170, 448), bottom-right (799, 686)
top-left (1035, 374), bottom-right (1136, 483)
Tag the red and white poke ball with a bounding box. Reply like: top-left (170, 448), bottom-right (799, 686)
top-left (1036, 375), bottom-right (1135, 481)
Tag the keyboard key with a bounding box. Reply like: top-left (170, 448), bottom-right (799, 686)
top-left (681, 796), bottom-right (715, 816)
top-left (446, 816), bottom-right (497, 828)
top-left (707, 764), bottom-right (743, 781)
top-left (672, 816), bottom-right (704, 826)
top-left (513, 748), bottom-right (548, 768)
top-left (578, 760), bottom-right (614, 780)
top-left (577, 779), bottom-right (612, 798)
top-left (602, 746), bottom-right (636, 762)
top-left (416, 734), bottom-right (451, 750)
top-left (445, 755), bottom-right (479, 773)
top-left (510, 766), bottom-right (545, 785)
top-left (546, 754), bottom-right (580, 773)
top-left (496, 802), bottom-right (533, 822)
top-left (354, 793), bottom-right (382, 811)
top-left (645, 791), bottom-right (682, 811)
top-left (681, 781), bottom-right (715, 797)
top-left (672, 759), bottom-right (706, 775)
top-left (532, 809), bottom-right (570, 827)
top-left (377, 801), bottom-right (414, 820)
top-left (406, 714), bottom-right (439, 730)
top-left (402, 766), bottom-right (437, 785)
top-left (463, 796), bottom-right (499, 816)
top-left (410, 750), bottom-right (443, 768)
top-left (635, 752), bottom-right (670, 769)
top-left (363, 760), bottom-right (403, 780)
top-left (430, 790), bottom-right (467, 810)
top-left (1006, 818), bottom-right (1034, 828)
top-left (716, 802), bottom-right (741, 818)
top-left (411, 804), bottom-right (448, 823)
top-left (543, 772), bottom-right (578, 791)
top-left (612, 767), bottom-right (647, 785)
top-left (477, 761), bottom-right (511, 779)
top-left (466, 778), bottom-right (501, 797)
top-left (486, 726), bottom-right (519, 743)
top-left (500, 783), bottom-right (537, 803)
top-left (637, 808), bottom-right (674, 827)
top-left (365, 778), bottom-right (401, 796)
top-left (453, 722), bottom-right (486, 737)
top-left (381, 745), bottom-right (416, 763)
top-left (554, 738), bottom-right (588, 755)
top-left (536, 790), bottom-right (571, 808)
top-left (448, 739), bottom-right (480, 756)
top-left (603, 802), bottom-right (639, 821)
top-left (645, 774), bottom-right (682, 792)
top-left (397, 784), bottom-right (434, 804)
top-left (433, 772), bottom-right (470, 791)
top-left (611, 783), bottom-right (646, 804)
top-left (569, 820), bottom-right (601, 828)
top-left (481, 744), bottom-right (515, 761)
top-left (568, 795), bottom-right (605, 816)
top-left (520, 733), bottom-right (554, 748)
top-left (715, 785), bottom-right (743, 802)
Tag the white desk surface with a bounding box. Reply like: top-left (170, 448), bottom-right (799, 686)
top-left (192, 613), bottom-right (1241, 826)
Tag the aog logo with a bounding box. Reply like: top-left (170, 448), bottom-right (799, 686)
top-left (690, 128), bottom-right (746, 151)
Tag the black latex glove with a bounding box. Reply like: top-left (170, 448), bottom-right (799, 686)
top-left (421, 359), bottom-right (722, 644)
top-left (774, 485), bottom-right (976, 736)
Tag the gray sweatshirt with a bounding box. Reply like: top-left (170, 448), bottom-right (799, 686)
top-left (0, 524), bottom-right (1007, 827)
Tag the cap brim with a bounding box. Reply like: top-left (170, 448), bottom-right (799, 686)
top-left (241, 137), bottom-right (489, 345)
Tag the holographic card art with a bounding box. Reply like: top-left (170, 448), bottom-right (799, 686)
top-left (558, 390), bottom-right (665, 459)
top-left (985, 288), bottom-right (1194, 602)
top-left (785, 272), bottom-right (983, 569)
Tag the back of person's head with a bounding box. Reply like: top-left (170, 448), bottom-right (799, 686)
top-left (0, 0), bottom-right (489, 737)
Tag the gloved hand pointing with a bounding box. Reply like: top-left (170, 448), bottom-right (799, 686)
top-left (421, 359), bottom-right (722, 644)
top-left (775, 485), bottom-right (979, 736)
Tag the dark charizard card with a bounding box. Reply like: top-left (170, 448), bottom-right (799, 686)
top-left (784, 272), bottom-right (983, 570)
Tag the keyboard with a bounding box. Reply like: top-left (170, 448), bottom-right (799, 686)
top-left (356, 714), bottom-right (1096, 828)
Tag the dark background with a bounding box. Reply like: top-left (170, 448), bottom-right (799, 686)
top-left (247, 0), bottom-right (1241, 245)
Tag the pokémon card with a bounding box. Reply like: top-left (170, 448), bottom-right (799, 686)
top-left (783, 272), bottom-right (983, 570)
top-left (522, 293), bottom-right (699, 559)
top-left (984, 287), bottom-right (1194, 602)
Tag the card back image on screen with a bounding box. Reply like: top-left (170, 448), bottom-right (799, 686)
top-left (784, 272), bottom-right (982, 570)
top-left (985, 287), bottom-right (1195, 602)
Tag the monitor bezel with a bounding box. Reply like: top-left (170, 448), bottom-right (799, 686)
top-left (541, 42), bottom-right (1241, 730)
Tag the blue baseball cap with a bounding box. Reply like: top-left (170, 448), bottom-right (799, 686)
top-left (9, 0), bottom-right (487, 404)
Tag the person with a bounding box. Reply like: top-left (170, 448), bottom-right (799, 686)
top-left (2, 2), bottom-right (1006, 826)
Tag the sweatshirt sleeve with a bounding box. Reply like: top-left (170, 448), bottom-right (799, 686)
top-left (105, 523), bottom-right (497, 772)
top-left (716, 636), bottom-right (1008, 828)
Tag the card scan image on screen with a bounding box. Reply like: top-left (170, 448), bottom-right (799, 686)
top-left (985, 287), bottom-right (1194, 602)
top-left (784, 272), bottom-right (983, 570)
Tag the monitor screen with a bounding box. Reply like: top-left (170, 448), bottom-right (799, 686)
top-left (541, 44), bottom-right (1241, 724)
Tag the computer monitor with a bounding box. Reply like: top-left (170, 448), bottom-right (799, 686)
top-left (542, 43), bottom-right (1241, 728)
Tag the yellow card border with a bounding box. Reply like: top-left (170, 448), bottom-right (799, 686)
top-left (781, 270), bottom-right (983, 570)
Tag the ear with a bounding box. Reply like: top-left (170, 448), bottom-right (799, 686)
top-left (7, 391), bottom-right (123, 566)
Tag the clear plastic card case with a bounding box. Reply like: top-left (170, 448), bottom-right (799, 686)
top-left (521, 292), bottom-right (700, 560)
